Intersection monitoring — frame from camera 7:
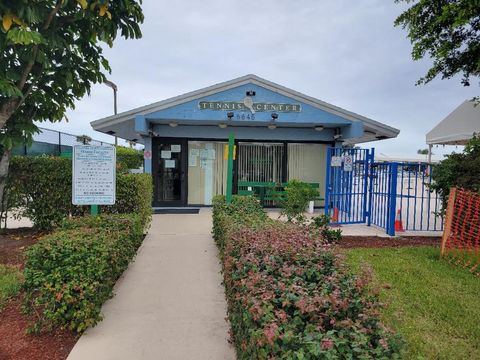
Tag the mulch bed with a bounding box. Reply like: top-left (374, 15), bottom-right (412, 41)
top-left (339, 236), bottom-right (441, 248)
top-left (0, 228), bottom-right (47, 268)
top-left (0, 298), bottom-right (78, 360)
top-left (0, 228), bottom-right (78, 360)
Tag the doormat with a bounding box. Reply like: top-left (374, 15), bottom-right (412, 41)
top-left (153, 208), bottom-right (200, 214)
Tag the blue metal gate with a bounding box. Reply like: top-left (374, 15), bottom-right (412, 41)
top-left (325, 147), bottom-right (373, 224)
top-left (325, 148), bottom-right (444, 235)
top-left (368, 162), bottom-right (398, 235)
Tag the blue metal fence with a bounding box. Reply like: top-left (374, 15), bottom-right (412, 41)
top-left (395, 162), bottom-right (444, 232)
top-left (325, 147), bottom-right (444, 235)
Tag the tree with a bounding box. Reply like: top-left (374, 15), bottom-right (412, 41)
top-left (394, 0), bottom-right (480, 87)
top-left (417, 148), bottom-right (430, 155)
top-left (0, 1), bottom-right (144, 209)
top-left (430, 136), bottom-right (480, 210)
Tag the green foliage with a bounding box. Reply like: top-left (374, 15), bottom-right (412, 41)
top-left (346, 246), bottom-right (480, 359)
top-left (395, 0), bottom-right (480, 87)
top-left (430, 136), bottom-right (480, 209)
top-left (0, 1), bottom-right (145, 150)
top-left (6, 156), bottom-right (152, 230)
top-left (8, 156), bottom-right (78, 230)
top-left (116, 146), bottom-right (143, 172)
top-left (0, 265), bottom-right (22, 309)
top-left (101, 173), bottom-right (152, 229)
top-left (212, 197), bottom-right (402, 359)
top-left (23, 214), bottom-right (144, 333)
top-left (281, 179), bottom-right (319, 223)
top-left (310, 215), bottom-right (342, 244)
top-left (212, 195), bottom-right (268, 251)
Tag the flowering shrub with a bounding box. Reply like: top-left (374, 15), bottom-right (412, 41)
top-left (213, 197), bottom-right (402, 359)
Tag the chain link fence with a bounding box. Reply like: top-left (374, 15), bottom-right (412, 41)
top-left (12, 127), bottom-right (112, 156)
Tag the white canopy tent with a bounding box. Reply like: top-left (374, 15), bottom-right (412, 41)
top-left (426, 99), bottom-right (480, 162)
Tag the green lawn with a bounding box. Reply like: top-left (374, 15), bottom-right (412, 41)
top-left (346, 246), bottom-right (480, 360)
top-left (0, 265), bottom-right (22, 309)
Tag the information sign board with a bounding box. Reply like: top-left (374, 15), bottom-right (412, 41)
top-left (73, 145), bottom-right (116, 205)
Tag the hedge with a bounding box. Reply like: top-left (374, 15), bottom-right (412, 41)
top-left (116, 146), bottom-right (143, 172)
top-left (213, 196), bottom-right (402, 359)
top-left (23, 214), bottom-right (144, 333)
top-left (7, 156), bottom-right (152, 230)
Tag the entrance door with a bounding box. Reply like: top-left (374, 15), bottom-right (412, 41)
top-left (153, 139), bottom-right (187, 206)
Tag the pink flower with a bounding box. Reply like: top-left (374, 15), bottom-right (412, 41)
top-left (321, 338), bottom-right (334, 350)
top-left (263, 323), bottom-right (279, 345)
top-left (379, 338), bottom-right (389, 350)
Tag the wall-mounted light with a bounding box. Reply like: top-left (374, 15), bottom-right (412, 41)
top-left (227, 112), bottom-right (234, 120)
top-left (218, 123), bottom-right (228, 129)
top-left (314, 126), bottom-right (324, 132)
top-left (271, 113), bottom-right (278, 121)
top-left (268, 124), bottom-right (277, 130)
top-left (169, 122), bottom-right (178, 128)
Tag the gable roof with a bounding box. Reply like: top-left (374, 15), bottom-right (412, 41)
top-left (91, 74), bottom-right (399, 141)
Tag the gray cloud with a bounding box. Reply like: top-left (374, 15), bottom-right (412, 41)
top-left (40, 0), bottom-right (478, 155)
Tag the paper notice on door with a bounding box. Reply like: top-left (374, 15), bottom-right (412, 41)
top-left (171, 145), bottom-right (181, 153)
top-left (164, 159), bottom-right (175, 168)
top-left (190, 148), bottom-right (200, 157)
top-left (331, 156), bottom-right (342, 167)
top-left (161, 150), bottom-right (171, 159)
top-left (189, 155), bottom-right (197, 167)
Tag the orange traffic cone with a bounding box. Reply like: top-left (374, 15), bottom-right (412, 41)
top-left (394, 209), bottom-right (404, 232)
top-left (332, 207), bottom-right (339, 222)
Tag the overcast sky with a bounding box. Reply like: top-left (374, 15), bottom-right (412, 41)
top-left (39, 0), bottom-right (478, 157)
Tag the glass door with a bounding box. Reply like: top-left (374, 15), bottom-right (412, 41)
top-left (153, 139), bottom-right (186, 206)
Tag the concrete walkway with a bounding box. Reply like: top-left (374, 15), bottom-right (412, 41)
top-left (68, 210), bottom-right (235, 360)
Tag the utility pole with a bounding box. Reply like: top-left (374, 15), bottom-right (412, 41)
top-left (104, 80), bottom-right (118, 146)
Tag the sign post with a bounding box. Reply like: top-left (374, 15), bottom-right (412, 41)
top-left (226, 133), bottom-right (235, 204)
top-left (73, 145), bottom-right (116, 213)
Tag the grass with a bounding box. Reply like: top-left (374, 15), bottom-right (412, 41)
top-left (345, 246), bottom-right (480, 360)
top-left (0, 264), bottom-right (22, 309)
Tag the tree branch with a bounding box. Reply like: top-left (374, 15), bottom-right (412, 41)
top-left (17, 0), bottom-right (63, 91)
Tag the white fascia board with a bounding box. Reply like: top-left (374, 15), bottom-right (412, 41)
top-left (91, 74), bottom-right (400, 138)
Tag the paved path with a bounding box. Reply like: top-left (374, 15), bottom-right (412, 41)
top-left (68, 210), bottom-right (235, 360)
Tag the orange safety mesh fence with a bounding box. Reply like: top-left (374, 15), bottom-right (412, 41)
top-left (441, 188), bottom-right (480, 275)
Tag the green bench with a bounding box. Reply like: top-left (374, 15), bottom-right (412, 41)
top-left (237, 181), bottom-right (324, 205)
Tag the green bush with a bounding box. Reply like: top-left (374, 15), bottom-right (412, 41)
top-left (101, 173), bottom-right (152, 228)
top-left (431, 136), bottom-right (480, 210)
top-left (212, 195), bottom-right (268, 250)
top-left (23, 214), bottom-right (144, 333)
top-left (213, 197), bottom-right (402, 359)
top-left (8, 156), bottom-right (80, 230)
top-left (7, 156), bottom-right (152, 230)
top-left (116, 146), bottom-right (143, 172)
top-left (310, 214), bottom-right (342, 244)
top-left (281, 179), bottom-right (319, 223)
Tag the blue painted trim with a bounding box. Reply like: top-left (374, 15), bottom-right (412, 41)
top-left (386, 162), bottom-right (398, 236)
top-left (135, 115), bottom-right (148, 134)
top-left (143, 136), bottom-right (152, 174)
top-left (366, 148), bottom-right (375, 226)
top-left (324, 147), bottom-right (332, 218)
